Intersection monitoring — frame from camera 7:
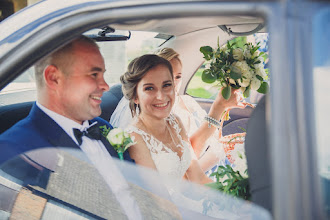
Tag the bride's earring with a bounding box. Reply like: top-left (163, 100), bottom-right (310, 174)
top-left (135, 104), bottom-right (140, 117)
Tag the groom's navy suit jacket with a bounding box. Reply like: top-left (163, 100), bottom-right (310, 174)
top-left (0, 103), bottom-right (133, 165)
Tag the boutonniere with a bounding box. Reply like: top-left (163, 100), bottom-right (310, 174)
top-left (100, 125), bottom-right (136, 160)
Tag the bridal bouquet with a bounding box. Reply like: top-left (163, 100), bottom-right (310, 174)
top-left (206, 133), bottom-right (250, 200)
top-left (200, 39), bottom-right (269, 99)
top-left (206, 164), bottom-right (250, 201)
top-left (100, 126), bottom-right (135, 160)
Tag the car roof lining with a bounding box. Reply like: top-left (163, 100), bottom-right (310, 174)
top-left (110, 15), bottom-right (265, 36)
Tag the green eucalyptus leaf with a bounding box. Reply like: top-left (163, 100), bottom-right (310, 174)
top-left (229, 67), bottom-right (242, 80)
top-left (200, 46), bottom-right (213, 60)
top-left (257, 81), bottom-right (270, 94)
top-left (230, 83), bottom-right (241, 90)
top-left (201, 69), bottom-right (217, 83)
top-left (221, 86), bottom-right (231, 100)
top-left (243, 86), bottom-right (250, 98)
top-left (209, 173), bottom-right (217, 177)
top-left (204, 182), bottom-right (222, 190)
top-left (256, 75), bottom-right (263, 81)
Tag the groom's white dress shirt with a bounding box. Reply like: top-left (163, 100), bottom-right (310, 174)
top-left (36, 102), bottom-right (142, 220)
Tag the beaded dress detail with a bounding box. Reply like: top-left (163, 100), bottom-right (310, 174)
top-left (126, 114), bottom-right (195, 179)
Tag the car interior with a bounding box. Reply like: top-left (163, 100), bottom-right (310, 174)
top-left (0, 1), bottom-right (329, 218)
top-left (0, 14), bottom-right (266, 134)
top-left (0, 12), bottom-right (271, 214)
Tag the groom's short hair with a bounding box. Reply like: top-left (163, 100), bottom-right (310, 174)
top-left (34, 36), bottom-right (98, 89)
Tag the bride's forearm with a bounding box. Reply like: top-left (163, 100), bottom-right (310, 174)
top-left (186, 160), bottom-right (214, 185)
top-left (189, 101), bottom-right (227, 157)
top-left (198, 149), bottom-right (222, 172)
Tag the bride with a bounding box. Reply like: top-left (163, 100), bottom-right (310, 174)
top-left (121, 54), bottom-right (238, 185)
top-left (120, 54), bottom-right (268, 219)
top-left (119, 54), bottom-right (271, 219)
top-left (112, 48), bottom-right (247, 176)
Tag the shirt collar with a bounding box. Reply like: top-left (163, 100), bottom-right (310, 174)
top-left (36, 102), bottom-right (90, 144)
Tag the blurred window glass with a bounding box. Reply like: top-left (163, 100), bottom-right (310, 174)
top-left (312, 7), bottom-right (330, 218)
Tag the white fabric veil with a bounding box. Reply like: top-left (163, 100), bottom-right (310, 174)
top-left (110, 97), bottom-right (133, 129)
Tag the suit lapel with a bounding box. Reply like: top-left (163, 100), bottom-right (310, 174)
top-left (29, 106), bottom-right (132, 162)
top-left (30, 104), bottom-right (79, 149)
top-left (100, 135), bottom-right (119, 159)
top-left (28, 105), bottom-right (134, 164)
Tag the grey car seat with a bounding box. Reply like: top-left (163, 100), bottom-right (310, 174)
top-left (244, 95), bottom-right (272, 213)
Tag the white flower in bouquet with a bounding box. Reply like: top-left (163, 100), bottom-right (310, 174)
top-left (242, 69), bottom-right (254, 80)
top-left (232, 61), bottom-right (250, 76)
top-left (233, 48), bottom-right (244, 61)
top-left (254, 56), bottom-right (264, 69)
top-left (256, 66), bottom-right (267, 79)
top-left (238, 77), bottom-right (250, 88)
top-left (250, 76), bottom-right (262, 91)
top-left (243, 48), bottom-right (252, 59)
top-left (229, 78), bottom-right (236, 85)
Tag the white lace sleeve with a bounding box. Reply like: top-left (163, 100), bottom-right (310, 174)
top-left (109, 97), bottom-right (133, 129)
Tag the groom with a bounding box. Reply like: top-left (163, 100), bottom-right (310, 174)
top-left (0, 36), bottom-right (132, 165)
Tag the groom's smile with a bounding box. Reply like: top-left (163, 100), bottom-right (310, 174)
top-left (53, 41), bottom-right (109, 125)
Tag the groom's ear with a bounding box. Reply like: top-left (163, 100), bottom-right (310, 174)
top-left (44, 65), bottom-right (60, 89)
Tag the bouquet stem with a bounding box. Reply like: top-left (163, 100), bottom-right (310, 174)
top-left (118, 152), bottom-right (124, 161)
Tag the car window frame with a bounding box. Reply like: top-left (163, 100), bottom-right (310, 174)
top-left (0, 1), bottom-right (327, 219)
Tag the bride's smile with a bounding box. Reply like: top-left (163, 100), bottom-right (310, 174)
top-left (153, 101), bottom-right (169, 108)
top-left (135, 64), bottom-right (175, 120)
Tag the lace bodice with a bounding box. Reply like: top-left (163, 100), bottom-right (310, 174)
top-left (126, 114), bottom-right (195, 180)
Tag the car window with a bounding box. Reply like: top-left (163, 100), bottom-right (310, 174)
top-left (0, 31), bottom-right (164, 106)
top-left (186, 33), bottom-right (269, 105)
top-left (0, 148), bottom-right (271, 219)
top-left (312, 7), bottom-right (330, 217)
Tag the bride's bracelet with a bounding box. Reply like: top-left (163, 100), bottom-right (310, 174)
top-left (204, 115), bottom-right (221, 129)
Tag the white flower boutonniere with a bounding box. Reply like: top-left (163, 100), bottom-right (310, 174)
top-left (100, 125), bottom-right (135, 160)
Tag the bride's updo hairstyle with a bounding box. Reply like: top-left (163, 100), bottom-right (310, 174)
top-left (120, 54), bottom-right (173, 117)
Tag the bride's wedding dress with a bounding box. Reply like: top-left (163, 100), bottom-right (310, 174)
top-left (126, 114), bottom-right (257, 219)
top-left (126, 114), bottom-right (194, 181)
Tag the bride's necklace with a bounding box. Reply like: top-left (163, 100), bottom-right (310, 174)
top-left (138, 116), bottom-right (182, 154)
top-left (165, 122), bottom-right (180, 149)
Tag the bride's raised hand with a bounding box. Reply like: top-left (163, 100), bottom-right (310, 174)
top-left (214, 88), bottom-right (247, 112)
